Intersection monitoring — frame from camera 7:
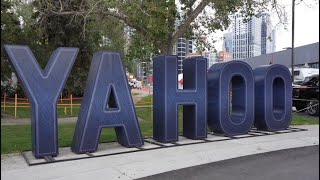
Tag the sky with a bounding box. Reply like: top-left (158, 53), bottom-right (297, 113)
top-left (212, 0), bottom-right (319, 52)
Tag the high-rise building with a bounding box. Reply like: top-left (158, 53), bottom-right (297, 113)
top-left (173, 17), bottom-right (194, 74)
top-left (174, 38), bottom-right (194, 74)
top-left (217, 51), bottom-right (232, 62)
top-left (271, 29), bottom-right (276, 52)
top-left (205, 52), bottom-right (218, 68)
top-left (225, 12), bottom-right (275, 60)
top-left (136, 62), bottom-right (146, 81)
top-left (185, 52), bottom-right (218, 69)
top-left (231, 13), bottom-right (262, 60)
top-left (261, 13), bottom-right (273, 55)
top-left (223, 32), bottom-right (233, 52)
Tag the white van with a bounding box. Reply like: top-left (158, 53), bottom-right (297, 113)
top-left (289, 68), bottom-right (319, 84)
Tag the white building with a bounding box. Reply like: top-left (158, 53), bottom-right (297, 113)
top-left (173, 17), bottom-right (194, 74)
top-left (231, 14), bottom-right (262, 60)
top-left (261, 13), bottom-right (274, 55)
top-left (223, 32), bottom-right (233, 52)
top-left (225, 12), bottom-right (275, 60)
top-left (203, 52), bottom-right (218, 69)
top-left (173, 38), bottom-right (194, 74)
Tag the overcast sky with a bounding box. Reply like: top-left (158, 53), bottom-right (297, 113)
top-left (212, 0), bottom-right (319, 52)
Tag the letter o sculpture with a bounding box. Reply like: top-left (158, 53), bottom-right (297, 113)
top-left (254, 65), bottom-right (292, 131)
top-left (208, 61), bottom-right (255, 136)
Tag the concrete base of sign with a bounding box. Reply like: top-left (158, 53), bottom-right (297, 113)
top-left (19, 126), bottom-right (308, 166)
top-left (1, 125), bottom-right (318, 180)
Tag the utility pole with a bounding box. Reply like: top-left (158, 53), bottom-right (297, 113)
top-left (291, 0), bottom-right (295, 82)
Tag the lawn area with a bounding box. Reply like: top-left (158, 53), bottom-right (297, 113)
top-left (290, 113), bottom-right (319, 125)
top-left (1, 95), bottom-right (319, 154)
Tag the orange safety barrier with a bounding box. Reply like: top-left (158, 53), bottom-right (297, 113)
top-left (136, 101), bottom-right (152, 105)
top-left (2, 93), bottom-right (147, 101)
top-left (59, 97), bottom-right (82, 100)
top-left (6, 97), bottom-right (28, 100)
top-left (1, 105), bottom-right (81, 107)
top-left (72, 97), bottom-right (82, 100)
top-left (1, 102), bottom-right (21, 105)
top-left (4, 106), bottom-right (31, 108)
top-left (2, 93), bottom-right (153, 118)
top-left (56, 103), bottom-right (81, 106)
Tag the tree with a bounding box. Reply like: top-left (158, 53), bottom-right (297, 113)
top-left (35, 0), bottom-right (288, 55)
top-left (124, 31), bottom-right (156, 79)
top-left (1, 0), bottom-right (21, 83)
top-left (1, 0), bottom-right (127, 96)
top-left (32, 0), bottom-right (130, 95)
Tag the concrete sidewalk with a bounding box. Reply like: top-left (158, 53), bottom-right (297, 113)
top-left (1, 125), bottom-right (319, 180)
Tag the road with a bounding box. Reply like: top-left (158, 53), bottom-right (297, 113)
top-left (139, 145), bottom-right (319, 180)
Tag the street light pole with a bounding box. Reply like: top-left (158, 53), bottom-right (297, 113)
top-left (291, 0), bottom-right (295, 82)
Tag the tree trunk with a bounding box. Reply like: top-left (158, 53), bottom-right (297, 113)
top-left (159, 36), bottom-right (174, 55)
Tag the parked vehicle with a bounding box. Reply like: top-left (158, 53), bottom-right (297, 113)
top-left (129, 81), bottom-right (134, 88)
top-left (128, 78), bottom-right (137, 88)
top-left (129, 79), bottom-right (142, 89)
top-left (133, 81), bottom-right (142, 89)
top-left (292, 74), bottom-right (319, 116)
top-left (290, 68), bottom-right (319, 85)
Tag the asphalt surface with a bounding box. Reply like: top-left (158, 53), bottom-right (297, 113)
top-left (139, 145), bottom-right (319, 180)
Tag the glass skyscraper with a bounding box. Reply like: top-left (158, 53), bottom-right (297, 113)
top-left (174, 38), bottom-right (193, 74)
top-left (224, 12), bottom-right (275, 60)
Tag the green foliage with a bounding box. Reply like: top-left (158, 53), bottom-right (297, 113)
top-left (1, 0), bottom-right (21, 83)
top-left (1, 0), bottom-right (127, 96)
top-left (1, 0), bottom-right (287, 95)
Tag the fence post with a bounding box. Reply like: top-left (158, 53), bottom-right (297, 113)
top-left (3, 93), bottom-right (6, 112)
top-left (70, 94), bottom-right (73, 116)
top-left (60, 92), bottom-right (63, 103)
top-left (14, 94), bottom-right (17, 118)
top-left (150, 95), bottom-right (153, 120)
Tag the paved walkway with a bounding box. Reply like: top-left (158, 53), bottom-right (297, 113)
top-left (1, 125), bottom-right (318, 180)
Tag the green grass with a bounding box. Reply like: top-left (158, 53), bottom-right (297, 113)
top-left (1, 106), bottom-right (81, 118)
top-left (1, 95), bottom-right (319, 154)
top-left (1, 98), bottom-right (82, 118)
top-left (291, 114), bottom-right (319, 125)
top-left (1, 124), bottom-right (119, 154)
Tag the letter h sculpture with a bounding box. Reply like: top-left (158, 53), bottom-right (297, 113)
top-left (153, 55), bottom-right (207, 143)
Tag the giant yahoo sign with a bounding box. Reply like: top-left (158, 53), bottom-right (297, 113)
top-left (4, 45), bottom-right (292, 158)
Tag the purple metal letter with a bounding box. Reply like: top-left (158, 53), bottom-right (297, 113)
top-left (4, 45), bottom-right (78, 158)
top-left (254, 64), bottom-right (292, 131)
top-left (153, 55), bottom-right (207, 143)
top-left (207, 61), bottom-right (255, 136)
top-left (71, 51), bottom-right (143, 153)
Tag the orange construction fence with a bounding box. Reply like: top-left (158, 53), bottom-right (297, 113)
top-left (1, 92), bottom-right (153, 119)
